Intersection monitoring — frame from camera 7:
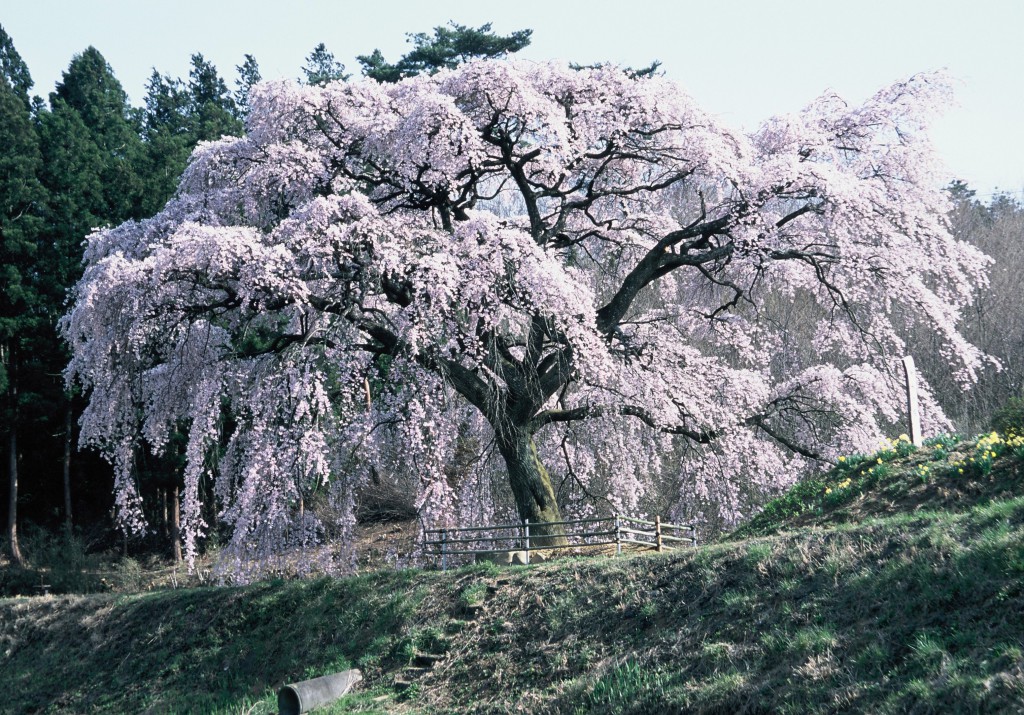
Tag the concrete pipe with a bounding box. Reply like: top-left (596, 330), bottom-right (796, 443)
top-left (277, 669), bottom-right (362, 714)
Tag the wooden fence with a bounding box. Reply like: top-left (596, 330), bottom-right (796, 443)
top-left (422, 514), bottom-right (696, 569)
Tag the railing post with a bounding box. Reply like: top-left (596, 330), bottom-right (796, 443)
top-left (440, 528), bottom-right (447, 572)
top-left (524, 519), bottom-right (530, 565)
top-left (614, 513), bottom-right (621, 556)
top-left (655, 515), bottom-right (663, 552)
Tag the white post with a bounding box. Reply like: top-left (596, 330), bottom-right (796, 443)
top-left (902, 356), bottom-right (923, 447)
top-left (524, 519), bottom-right (530, 565)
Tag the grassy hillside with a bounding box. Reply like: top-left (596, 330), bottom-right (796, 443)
top-left (2, 431), bottom-right (1023, 714)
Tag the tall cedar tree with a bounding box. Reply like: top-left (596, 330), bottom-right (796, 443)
top-left (0, 26), bottom-right (45, 565)
top-left (139, 71), bottom-right (192, 216)
top-left (34, 48), bottom-right (145, 536)
top-left (49, 47), bottom-right (144, 219)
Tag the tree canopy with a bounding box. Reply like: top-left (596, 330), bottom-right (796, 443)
top-left (63, 60), bottom-right (990, 577)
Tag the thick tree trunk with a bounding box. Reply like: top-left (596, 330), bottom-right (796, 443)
top-left (171, 485), bottom-right (182, 564)
top-left (63, 404), bottom-right (73, 534)
top-left (7, 430), bottom-right (23, 565)
top-left (496, 428), bottom-right (567, 547)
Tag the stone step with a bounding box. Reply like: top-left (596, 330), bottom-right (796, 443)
top-left (413, 653), bottom-right (445, 667)
top-left (445, 619), bottom-right (471, 632)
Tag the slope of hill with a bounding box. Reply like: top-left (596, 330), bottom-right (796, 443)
top-left (2, 431), bottom-right (1023, 714)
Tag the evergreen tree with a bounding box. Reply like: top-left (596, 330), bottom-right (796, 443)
top-left (143, 70), bottom-right (190, 136)
top-left (302, 43), bottom-right (348, 86)
top-left (37, 101), bottom-right (105, 283)
top-left (357, 22), bottom-right (531, 82)
top-left (0, 60), bottom-right (45, 566)
top-left (0, 24), bottom-right (32, 107)
top-left (30, 49), bottom-right (146, 537)
top-left (49, 47), bottom-right (144, 220)
top-left (139, 71), bottom-right (192, 216)
top-left (187, 53), bottom-right (242, 141)
top-left (234, 54), bottom-right (261, 118)
top-left (139, 56), bottom-right (245, 215)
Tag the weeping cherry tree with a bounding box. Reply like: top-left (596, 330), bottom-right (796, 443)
top-left (62, 61), bottom-right (990, 577)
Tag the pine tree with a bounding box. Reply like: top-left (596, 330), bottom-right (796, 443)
top-left (139, 56), bottom-right (245, 215)
top-left (357, 22), bottom-right (531, 82)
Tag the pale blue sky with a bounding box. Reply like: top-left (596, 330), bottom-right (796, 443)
top-left (4, 0), bottom-right (1023, 197)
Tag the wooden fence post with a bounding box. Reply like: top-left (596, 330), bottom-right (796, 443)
top-left (614, 513), bottom-right (621, 555)
top-left (440, 529), bottom-right (447, 572)
top-left (655, 515), bottom-right (663, 552)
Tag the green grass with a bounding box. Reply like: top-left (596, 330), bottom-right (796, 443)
top-left (3, 437), bottom-right (1024, 713)
top-left (735, 430), bottom-right (1024, 538)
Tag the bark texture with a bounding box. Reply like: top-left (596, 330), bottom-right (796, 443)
top-left (7, 430), bottom-right (23, 565)
top-left (496, 428), bottom-right (567, 547)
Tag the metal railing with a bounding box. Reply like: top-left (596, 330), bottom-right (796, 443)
top-left (422, 514), bottom-right (696, 569)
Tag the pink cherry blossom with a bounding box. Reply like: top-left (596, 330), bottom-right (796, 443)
top-left (62, 61), bottom-right (990, 578)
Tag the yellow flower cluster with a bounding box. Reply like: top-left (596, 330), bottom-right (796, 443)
top-left (876, 434), bottom-right (911, 453)
top-left (825, 428), bottom-right (1021, 499)
top-left (825, 476), bottom-right (853, 496)
top-left (977, 432), bottom-right (1004, 450)
top-left (974, 432), bottom-right (1008, 465)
